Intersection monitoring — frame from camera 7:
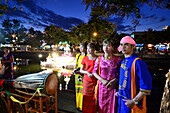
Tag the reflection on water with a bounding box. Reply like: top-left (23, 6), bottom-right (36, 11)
top-left (13, 58), bottom-right (43, 78)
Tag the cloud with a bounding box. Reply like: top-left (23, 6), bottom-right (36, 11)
top-left (142, 14), bottom-right (158, 20)
top-left (159, 17), bottom-right (166, 22)
top-left (118, 24), bottom-right (134, 32)
top-left (108, 17), bottom-right (124, 24)
top-left (1, 0), bottom-right (84, 31)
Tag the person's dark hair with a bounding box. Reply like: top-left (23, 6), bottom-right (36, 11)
top-left (80, 42), bottom-right (88, 50)
top-left (103, 39), bottom-right (114, 47)
top-left (88, 43), bottom-right (96, 50)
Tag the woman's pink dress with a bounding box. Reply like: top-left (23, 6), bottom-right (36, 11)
top-left (93, 55), bottom-right (121, 113)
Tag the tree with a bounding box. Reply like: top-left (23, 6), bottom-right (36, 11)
top-left (12, 19), bottom-right (20, 33)
top-left (2, 18), bottom-right (13, 34)
top-left (0, 0), bottom-right (23, 16)
top-left (26, 30), bottom-right (43, 48)
top-left (82, 0), bottom-right (170, 26)
top-left (44, 24), bottom-right (66, 50)
top-left (0, 28), bottom-right (6, 43)
top-left (28, 27), bottom-right (36, 35)
top-left (69, 16), bottom-right (114, 44)
top-left (1, 18), bottom-right (27, 46)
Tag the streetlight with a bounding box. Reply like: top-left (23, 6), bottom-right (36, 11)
top-left (93, 32), bottom-right (97, 37)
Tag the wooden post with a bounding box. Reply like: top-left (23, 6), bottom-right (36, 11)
top-left (55, 89), bottom-right (58, 113)
top-left (25, 99), bottom-right (28, 113)
top-left (7, 96), bottom-right (11, 113)
top-left (39, 96), bottom-right (43, 113)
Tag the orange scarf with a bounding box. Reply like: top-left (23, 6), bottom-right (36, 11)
top-left (131, 58), bottom-right (147, 113)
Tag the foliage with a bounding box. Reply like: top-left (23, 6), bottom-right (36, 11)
top-left (44, 24), bottom-right (67, 49)
top-left (1, 18), bottom-right (27, 44)
top-left (0, 0), bottom-right (24, 16)
top-left (26, 28), bottom-right (43, 48)
top-left (69, 16), bottom-right (115, 44)
top-left (82, 0), bottom-right (170, 26)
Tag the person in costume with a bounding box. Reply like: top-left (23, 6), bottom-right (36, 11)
top-left (0, 59), bottom-right (2, 76)
top-left (74, 42), bottom-right (88, 111)
top-left (80, 43), bottom-right (97, 113)
top-left (117, 36), bottom-right (152, 113)
top-left (2, 47), bottom-right (14, 79)
top-left (93, 39), bottom-right (121, 113)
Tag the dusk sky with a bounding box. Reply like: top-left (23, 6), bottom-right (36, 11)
top-left (1, 0), bottom-right (170, 34)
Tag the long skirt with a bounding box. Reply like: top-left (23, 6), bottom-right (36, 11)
top-left (75, 74), bottom-right (83, 111)
top-left (82, 78), bottom-right (97, 113)
top-left (99, 82), bottom-right (118, 113)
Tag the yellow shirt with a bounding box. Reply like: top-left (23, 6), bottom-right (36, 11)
top-left (75, 53), bottom-right (87, 68)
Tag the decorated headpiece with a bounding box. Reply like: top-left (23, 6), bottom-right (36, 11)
top-left (117, 36), bottom-right (136, 52)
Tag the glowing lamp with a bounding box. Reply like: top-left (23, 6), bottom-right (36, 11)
top-left (13, 66), bottom-right (17, 70)
top-left (39, 54), bottom-right (42, 58)
top-left (147, 44), bottom-right (152, 48)
top-left (52, 53), bottom-right (57, 57)
top-left (93, 32), bottom-right (97, 37)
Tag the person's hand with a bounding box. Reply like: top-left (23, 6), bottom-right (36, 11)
top-left (123, 99), bottom-right (135, 108)
top-left (101, 79), bottom-right (109, 86)
top-left (115, 92), bottom-right (118, 97)
top-left (74, 68), bottom-right (80, 74)
top-left (76, 70), bottom-right (80, 74)
top-left (87, 72), bottom-right (93, 78)
top-left (106, 78), bottom-right (118, 88)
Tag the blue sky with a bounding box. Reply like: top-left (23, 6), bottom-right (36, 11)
top-left (39, 0), bottom-right (90, 22)
top-left (0, 0), bottom-right (170, 34)
top-left (38, 0), bottom-right (170, 33)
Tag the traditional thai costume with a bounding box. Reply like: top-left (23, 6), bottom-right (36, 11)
top-left (81, 56), bottom-right (97, 113)
top-left (2, 53), bottom-right (14, 79)
top-left (117, 54), bottom-right (152, 113)
top-left (93, 55), bottom-right (121, 113)
top-left (75, 53), bottom-right (87, 111)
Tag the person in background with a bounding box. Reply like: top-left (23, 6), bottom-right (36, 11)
top-left (74, 42), bottom-right (88, 111)
top-left (80, 43), bottom-right (97, 113)
top-left (117, 36), bottom-right (152, 113)
top-left (93, 39), bottom-right (121, 113)
top-left (2, 47), bottom-right (14, 79)
top-left (0, 59), bottom-right (2, 76)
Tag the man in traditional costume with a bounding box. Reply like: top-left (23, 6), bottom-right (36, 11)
top-left (117, 36), bottom-right (152, 113)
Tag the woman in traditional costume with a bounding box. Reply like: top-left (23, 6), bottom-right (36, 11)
top-left (93, 39), bottom-right (121, 113)
top-left (74, 42), bottom-right (87, 111)
top-left (80, 43), bottom-right (97, 113)
top-left (2, 47), bottom-right (14, 79)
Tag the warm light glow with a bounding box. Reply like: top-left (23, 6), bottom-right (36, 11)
top-left (52, 53), bottom-right (57, 57)
top-left (58, 72), bottom-right (61, 77)
top-left (93, 32), bottom-right (97, 37)
top-left (12, 34), bottom-right (16, 38)
top-left (13, 66), bottom-right (17, 70)
top-left (40, 51), bottom-right (76, 71)
top-left (39, 54), bottom-right (42, 58)
top-left (147, 44), bottom-right (152, 48)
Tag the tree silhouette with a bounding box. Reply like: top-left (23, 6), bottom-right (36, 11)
top-left (0, 0), bottom-right (23, 16)
top-left (82, 0), bottom-right (170, 27)
top-left (44, 24), bottom-right (66, 50)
